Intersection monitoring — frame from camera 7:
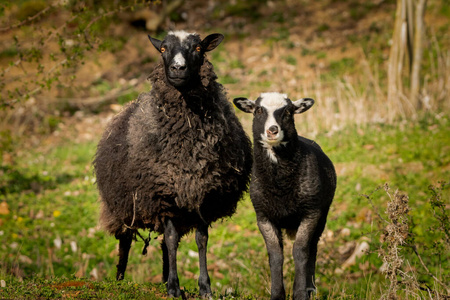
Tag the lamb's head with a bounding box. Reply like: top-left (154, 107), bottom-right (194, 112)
top-left (148, 31), bottom-right (224, 89)
top-left (234, 92), bottom-right (314, 147)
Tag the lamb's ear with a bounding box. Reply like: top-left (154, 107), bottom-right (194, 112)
top-left (292, 98), bottom-right (315, 114)
top-left (201, 33), bottom-right (224, 52)
top-left (233, 97), bottom-right (256, 113)
top-left (148, 35), bottom-right (162, 53)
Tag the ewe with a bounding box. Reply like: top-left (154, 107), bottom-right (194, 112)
top-left (94, 31), bottom-right (252, 297)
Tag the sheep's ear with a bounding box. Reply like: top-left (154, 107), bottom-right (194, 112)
top-left (148, 35), bottom-right (163, 53)
top-left (233, 97), bottom-right (256, 113)
top-left (201, 33), bottom-right (224, 52)
top-left (292, 98), bottom-right (315, 114)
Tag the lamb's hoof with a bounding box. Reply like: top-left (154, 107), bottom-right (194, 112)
top-left (270, 292), bottom-right (286, 300)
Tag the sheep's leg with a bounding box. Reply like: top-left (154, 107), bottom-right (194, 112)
top-left (115, 230), bottom-right (133, 281)
top-left (163, 219), bottom-right (182, 297)
top-left (196, 224), bottom-right (212, 297)
top-left (292, 214), bottom-right (323, 300)
top-left (161, 239), bottom-right (169, 284)
top-left (258, 219), bottom-right (285, 300)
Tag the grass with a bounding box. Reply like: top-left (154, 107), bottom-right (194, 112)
top-left (1, 0), bottom-right (449, 298)
top-left (0, 114), bottom-right (449, 299)
top-left (0, 276), bottom-right (170, 299)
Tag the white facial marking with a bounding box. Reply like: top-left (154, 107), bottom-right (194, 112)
top-left (259, 92), bottom-right (289, 164)
top-left (168, 30), bottom-right (196, 42)
top-left (260, 92), bottom-right (289, 107)
top-left (260, 93), bottom-right (288, 141)
top-left (173, 52), bottom-right (186, 66)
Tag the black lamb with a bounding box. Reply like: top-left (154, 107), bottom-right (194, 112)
top-left (233, 92), bottom-right (336, 300)
top-left (93, 31), bottom-right (252, 298)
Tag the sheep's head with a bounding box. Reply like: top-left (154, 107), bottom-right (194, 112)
top-left (148, 31), bottom-right (224, 90)
top-left (234, 93), bottom-right (314, 147)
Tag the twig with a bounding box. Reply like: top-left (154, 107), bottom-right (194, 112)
top-left (130, 191), bottom-right (137, 228)
top-left (41, 77), bottom-right (144, 108)
top-left (83, 3), bottom-right (150, 48)
top-left (83, 5), bottom-right (135, 48)
top-left (0, 14), bottom-right (78, 79)
top-left (3, 53), bottom-right (80, 107)
top-left (0, 5), bottom-right (52, 32)
top-left (362, 184), bottom-right (389, 224)
top-left (411, 244), bottom-right (450, 293)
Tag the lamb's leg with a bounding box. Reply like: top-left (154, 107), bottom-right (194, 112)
top-left (305, 215), bottom-right (327, 298)
top-left (196, 224), bottom-right (212, 297)
top-left (163, 219), bottom-right (181, 297)
top-left (115, 229), bottom-right (133, 280)
top-left (258, 219), bottom-right (285, 300)
top-left (292, 214), bottom-right (323, 300)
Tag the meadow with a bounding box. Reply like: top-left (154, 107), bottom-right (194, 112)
top-left (0, 0), bottom-right (449, 299)
top-left (1, 114), bottom-right (449, 299)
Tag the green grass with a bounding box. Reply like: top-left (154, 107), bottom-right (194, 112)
top-left (0, 276), bottom-right (171, 299)
top-left (0, 115), bottom-right (449, 298)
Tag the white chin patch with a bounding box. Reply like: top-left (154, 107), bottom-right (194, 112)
top-left (260, 133), bottom-right (287, 164)
top-left (262, 132), bottom-right (284, 146)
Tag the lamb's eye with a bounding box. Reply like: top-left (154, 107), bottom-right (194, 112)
top-left (255, 107), bottom-right (263, 115)
top-left (160, 47), bottom-right (166, 53)
top-left (196, 46), bottom-right (201, 52)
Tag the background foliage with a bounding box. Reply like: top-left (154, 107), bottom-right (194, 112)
top-left (0, 0), bottom-right (449, 299)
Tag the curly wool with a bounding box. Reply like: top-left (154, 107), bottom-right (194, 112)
top-left (94, 59), bottom-right (252, 236)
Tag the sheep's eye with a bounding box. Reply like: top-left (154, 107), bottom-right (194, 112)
top-left (196, 46), bottom-right (201, 52)
top-left (160, 47), bottom-right (166, 53)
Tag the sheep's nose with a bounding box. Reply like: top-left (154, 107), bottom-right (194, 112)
top-left (267, 125), bottom-right (279, 135)
top-left (171, 64), bottom-right (186, 71)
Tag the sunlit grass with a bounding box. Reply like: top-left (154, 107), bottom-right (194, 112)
top-left (1, 115), bottom-right (449, 298)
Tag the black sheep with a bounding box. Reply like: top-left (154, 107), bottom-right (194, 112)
top-left (233, 92), bottom-right (336, 300)
top-left (93, 31), bottom-right (252, 298)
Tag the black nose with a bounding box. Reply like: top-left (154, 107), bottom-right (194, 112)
top-left (268, 125), bottom-right (279, 134)
top-left (171, 64), bottom-right (186, 71)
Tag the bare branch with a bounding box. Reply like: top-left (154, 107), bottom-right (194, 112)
top-left (0, 14), bottom-right (78, 79)
top-left (0, 5), bottom-right (52, 32)
top-left (411, 244), bottom-right (450, 294)
top-left (40, 76), bottom-right (144, 109)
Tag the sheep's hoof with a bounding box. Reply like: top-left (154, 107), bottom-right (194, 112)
top-left (270, 292), bottom-right (286, 300)
top-left (200, 292), bottom-right (213, 300)
top-left (199, 285), bottom-right (212, 298)
top-left (116, 272), bottom-right (125, 281)
top-left (167, 288), bottom-right (182, 298)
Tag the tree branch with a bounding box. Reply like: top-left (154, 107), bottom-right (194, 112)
top-left (0, 5), bottom-right (52, 32)
top-left (83, 4), bottom-right (137, 49)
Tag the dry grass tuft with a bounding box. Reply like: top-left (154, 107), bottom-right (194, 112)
top-left (377, 184), bottom-right (418, 300)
